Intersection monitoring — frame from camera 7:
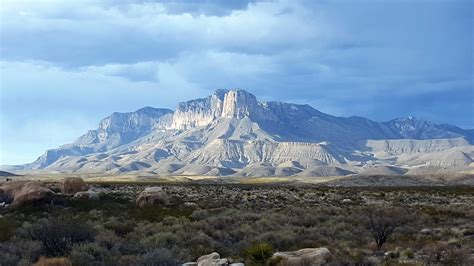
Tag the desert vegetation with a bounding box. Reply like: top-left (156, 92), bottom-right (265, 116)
top-left (0, 182), bottom-right (473, 265)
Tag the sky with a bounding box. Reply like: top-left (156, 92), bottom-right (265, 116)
top-left (0, 0), bottom-right (473, 165)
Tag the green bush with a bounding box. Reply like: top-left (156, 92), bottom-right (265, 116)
top-left (0, 218), bottom-right (15, 241)
top-left (400, 248), bottom-right (414, 259)
top-left (245, 242), bottom-right (274, 265)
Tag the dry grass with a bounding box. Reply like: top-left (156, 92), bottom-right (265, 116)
top-left (33, 257), bottom-right (72, 266)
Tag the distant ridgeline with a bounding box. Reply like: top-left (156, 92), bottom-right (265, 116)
top-left (4, 89), bottom-right (474, 177)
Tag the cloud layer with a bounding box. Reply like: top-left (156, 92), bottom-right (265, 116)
top-left (0, 0), bottom-right (473, 164)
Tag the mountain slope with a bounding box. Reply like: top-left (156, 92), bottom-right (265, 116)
top-left (24, 107), bottom-right (173, 170)
top-left (5, 89), bottom-right (474, 176)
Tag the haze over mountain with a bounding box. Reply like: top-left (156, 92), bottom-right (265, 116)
top-left (4, 89), bottom-right (474, 177)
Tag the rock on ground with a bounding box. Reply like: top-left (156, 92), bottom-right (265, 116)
top-left (272, 247), bottom-right (333, 265)
top-left (0, 181), bottom-right (53, 207)
top-left (182, 252), bottom-right (233, 266)
top-left (59, 177), bottom-right (89, 196)
top-left (136, 186), bottom-right (170, 207)
top-left (73, 189), bottom-right (100, 200)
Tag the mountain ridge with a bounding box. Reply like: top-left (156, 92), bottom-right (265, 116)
top-left (3, 89), bottom-right (474, 176)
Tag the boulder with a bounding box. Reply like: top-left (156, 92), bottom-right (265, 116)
top-left (73, 190), bottom-right (100, 200)
top-left (59, 177), bottom-right (89, 196)
top-left (342, 198), bottom-right (352, 203)
top-left (384, 250), bottom-right (399, 258)
top-left (184, 202), bottom-right (198, 208)
top-left (196, 252), bottom-right (228, 266)
top-left (197, 252), bottom-right (220, 263)
top-left (420, 228), bottom-right (432, 235)
top-left (136, 187), bottom-right (170, 207)
top-left (272, 248), bottom-right (333, 265)
top-left (0, 181), bottom-right (53, 207)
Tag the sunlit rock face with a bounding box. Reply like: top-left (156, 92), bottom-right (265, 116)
top-left (171, 90), bottom-right (225, 130)
top-left (171, 89), bottom-right (264, 130)
top-left (221, 89), bottom-right (259, 119)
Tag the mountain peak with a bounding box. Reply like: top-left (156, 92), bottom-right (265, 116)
top-left (393, 116), bottom-right (418, 122)
top-left (172, 89), bottom-right (260, 129)
top-left (212, 88), bottom-right (255, 99)
top-left (221, 89), bottom-right (258, 119)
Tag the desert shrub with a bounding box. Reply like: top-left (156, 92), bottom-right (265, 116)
top-left (103, 217), bottom-right (135, 236)
top-left (33, 256), bottom-right (72, 266)
top-left (0, 217), bottom-right (16, 241)
top-left (254, 229), bottom-right (297, 251)
top-left (245, 241), bottom-right (274, 265)
top-left (94, 229), bottom-right (120, 249)
top-left (400, 248), bottom-right (414, 259)
top-left (332, 247), bottom-right (371, 264)
top-left (190, 209), bottom-right (209, 221)
top-left (140, 232), bottom-right (179, 251)
top-left (116, 255), bottom-right (141, 266)
top-left (207, 215), bottom-right (237, 231)
top-left (0, 238), bottom-right (42, 265)
top-left (28, 218), bottom-right (96, 256)
top-left (424, 244), bottom-right (472, 266)
top-left (0, 241), bottom-right (22, 265)
top-left (112, 237), bottom-right (144, 255)
top-left (138, 248), bottom-right (178, 266)
top-left (70, 243), bottom-right (116, 266)
top-left (161, 216), bottom-right (180, 226)
top-left (184, 231), bottom-right (216, 260)
top-left (130, 206), bottom-right (188, 222)
top-left (442, 246), bottom-right (472, 265)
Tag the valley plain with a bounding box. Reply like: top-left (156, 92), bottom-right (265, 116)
top-left (0, 177), bottom-right (473, 265)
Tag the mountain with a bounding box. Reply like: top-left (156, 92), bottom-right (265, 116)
top-left (0, 170), bottom-right (19, 177)
top-left (4, 89), bottom-right (474, 176)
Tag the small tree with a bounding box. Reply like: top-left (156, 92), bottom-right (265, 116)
top-left (364, 207), bottom-right (409, 251)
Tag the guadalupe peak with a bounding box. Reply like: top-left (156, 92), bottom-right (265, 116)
top-left (171, 89), bottom-right (260, 130)
top-left (221, 89), bottom-right (259, 118)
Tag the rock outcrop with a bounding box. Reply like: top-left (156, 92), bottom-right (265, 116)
top-left (184, 252), bottom-right (243, 266)
top-left (171, 89), bottom-right (265, 130)
top-left (59, 177), bottom-right (89, 196)
top-left (272, 247), bottom-right (333, 265)
top-left (136, 187), bottom-right (170, 207)
top-left (196, 252), bottom-right (228, 266)
top-left (73, 189), bottom-right (100, 200)
top-left (0, 181), bottom-right (53, 206)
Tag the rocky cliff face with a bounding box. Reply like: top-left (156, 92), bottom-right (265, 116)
top-left (171, 89), bottom-right (265, 129)
top-left (75, 107), bottom-right (173, 147)
top-left (7, 89), bottom-right (474, 175)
